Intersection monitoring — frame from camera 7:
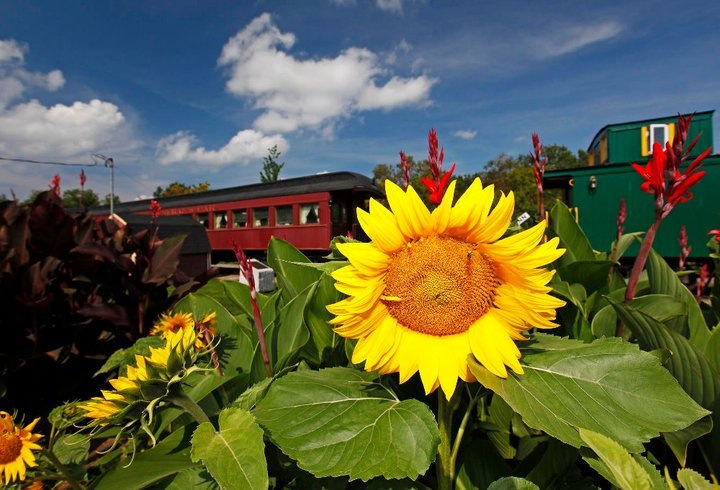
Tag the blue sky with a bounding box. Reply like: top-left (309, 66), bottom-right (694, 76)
top-left (1, 0), bottom-right (719, 201)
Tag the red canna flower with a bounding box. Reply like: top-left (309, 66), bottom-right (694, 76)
top-left (679, 225), bottom-right (691, 270)
top-left (530, 133), bottom-right (547, 189)
top-left (616, 199), bottom-right (627, 243)
top-left (49, 174), bottom-right (61, 197)
top-left (149, 199), bottom-right (162, 220)
top-left (709, 229), bottom-right (720, 245)
top-left (631, 114), bottom-right (711, 219)
top-left (530, 133), bottom-right (548, 219)
top-left (399, 151), bottom-right (411, 190)
top-left (421, 129), bottom-right (456, 204)
top-left (696, 263), bottom-right (709, 300)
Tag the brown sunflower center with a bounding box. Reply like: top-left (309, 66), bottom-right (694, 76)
top-left (0, 429), bottom-right (22, 464)
top-left (382, 235), bottom-right (500, 336)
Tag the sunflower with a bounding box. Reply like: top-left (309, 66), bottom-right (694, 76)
top-left (80, 326), bottom-right (200, 422)
top-left (0, 412), bottom-right (43, 484)
top-left (150, 311), bottom-right (216, 350)
top-left (149, 312), bottom-right (194, 337)
top-left (328, 179), bottom-right (565, 399)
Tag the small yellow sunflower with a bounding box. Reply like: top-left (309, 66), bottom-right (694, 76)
top-left (150, 311), bottom-right (216, 350)
top-left (80, 326), bottom-right (199, 421)
top-left (0, 412), bottom-right (43, 484)
top-left (328, 179), bottom-right (565, 399)
top-left (149, 312), bottom-right (194, 337)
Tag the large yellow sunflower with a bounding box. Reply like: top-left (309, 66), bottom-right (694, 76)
top-left (328, 179), bottom-right (565, 399)
top-left (0, 412), bottom-right (43, 484)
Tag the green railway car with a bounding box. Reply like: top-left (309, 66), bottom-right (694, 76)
top-left (544, 110), bottom-right (719, 259)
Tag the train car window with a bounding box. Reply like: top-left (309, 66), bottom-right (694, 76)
top-left (232, 209), bottom-right (247, 228)
top-left (276, 205), bottom-right (293, 226)
top-left (213, 212), bottom-right (227, 229)
top-left (254, 207), bottom-right (268, 227)
top-left (300, 203), bottom-right (319, 224)
top-left (331, 202), bottom-right (347, 224)
top-left (196, 212), bottom-right (209, 228)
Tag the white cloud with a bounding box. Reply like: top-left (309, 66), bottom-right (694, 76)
top-left (454, 129), bottom-right (477, 140)
top-left (0, 39), bottom-right (65, 109)
top-left (0, 38), bottom-right (134, 169)
top-left (218, 13), bottom-right (435, 136)
top-left (0, 39), bottom-right (25, 63)
top-left (376, 0), bottom-right (403, 13)
top-left (156, 129), bottom-right (289, 167)
top-left (536, 21), bottom-right (622, 58)
top-left (0, 99), bottom-right (127, 158)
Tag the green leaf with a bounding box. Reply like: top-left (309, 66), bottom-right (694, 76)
top-left (191, 408), bottom-right (268, 490)
top-left (704, 326), bottom-right (720, 374)
top-left (556, 260), bottom-right (614, 295)
top-left (579, 429), bottom-right (654, 490)
top-left (469, 334), bottom-right (710, 452)
top-left (487, 395), bottom-right (516, 459)
top-left (455, 440), bottom-right (512, 490)
top-left (525, 439), bottom-right (579, 489)
top-left (303, 273), bottom-right (343, 362)
top-left (609, 299), bottom-right (720, 409)
top-left (610, 232), bottom-right (644, 261)
top-left (151, 468), bottom-right (218, 489)
top-left (592, 294), bottom-right (687, 339)
top-left (267, 237), bottom-right (321, 301)
top-left (646, 249), bottom-right (711, 347)
top-left (661, 415), bottom-right (713, 467)
top-left (487, 476), bottom-right (540, 490)
top-left (174, 292), bottom-right (255, 374)
top-left (52, 433), bottom-right (90, 465)
top-left (254, 367), bottom-right (439, 481)
top-left (95, 336), bottom-right (165, 376)
top-left (267, 284), bottom-right (311, 370)
top-left (94, 425), bottom-right (199, 490)
top-left (549, 201), bottom-right (595, 266)
top-left (676, 468), bottom-right (715, 489)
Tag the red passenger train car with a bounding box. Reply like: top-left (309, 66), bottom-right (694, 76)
top-left (97, 172), bottom-right (384, 260)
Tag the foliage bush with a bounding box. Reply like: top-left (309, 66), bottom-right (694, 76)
top-left (0, 189), bottom-right (211, 418)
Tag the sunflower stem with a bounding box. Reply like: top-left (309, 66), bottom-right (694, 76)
top-left (450, 388), bottom-right (482, 472)
top-left (42, 447), bottom-right (86, 490)
top-left (436, 387), bottom-right (460, 490)
top-left (167, 391), bottom-right (211, 426)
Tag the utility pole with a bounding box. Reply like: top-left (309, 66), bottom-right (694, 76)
top-left (93, 154), bottom-right (115, 215)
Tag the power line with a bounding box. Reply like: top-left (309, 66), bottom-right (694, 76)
top-left (0, 155), bottom-right (99, 167)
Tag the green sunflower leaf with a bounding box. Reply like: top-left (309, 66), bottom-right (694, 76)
top-left (661, 415), bottom-right (713, 468)
top-left (579, 429), bottom-right (655, 490)
top-left (487, 476), bottom-right (540, 490)
top-left (191, 408), bottom-right (268, 490)
top-left (254, 367), bottom-right (440, 482)
top-left (469, 334), bottom-right (709, 452)
top-left (676, 468), bottom-right (716, 489)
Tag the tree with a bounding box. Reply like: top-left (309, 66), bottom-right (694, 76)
top-left (260, 145), bottom-right (285, 183)
top-left (102, 193), bottom-right (121, 206)
top-left (153, 181), bottom-right (211, 198)
top-left (62, 188), bottom-right (100, 209)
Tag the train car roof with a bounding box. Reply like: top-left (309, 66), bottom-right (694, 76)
top-left (94, 171), bottom-right (383, 214)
